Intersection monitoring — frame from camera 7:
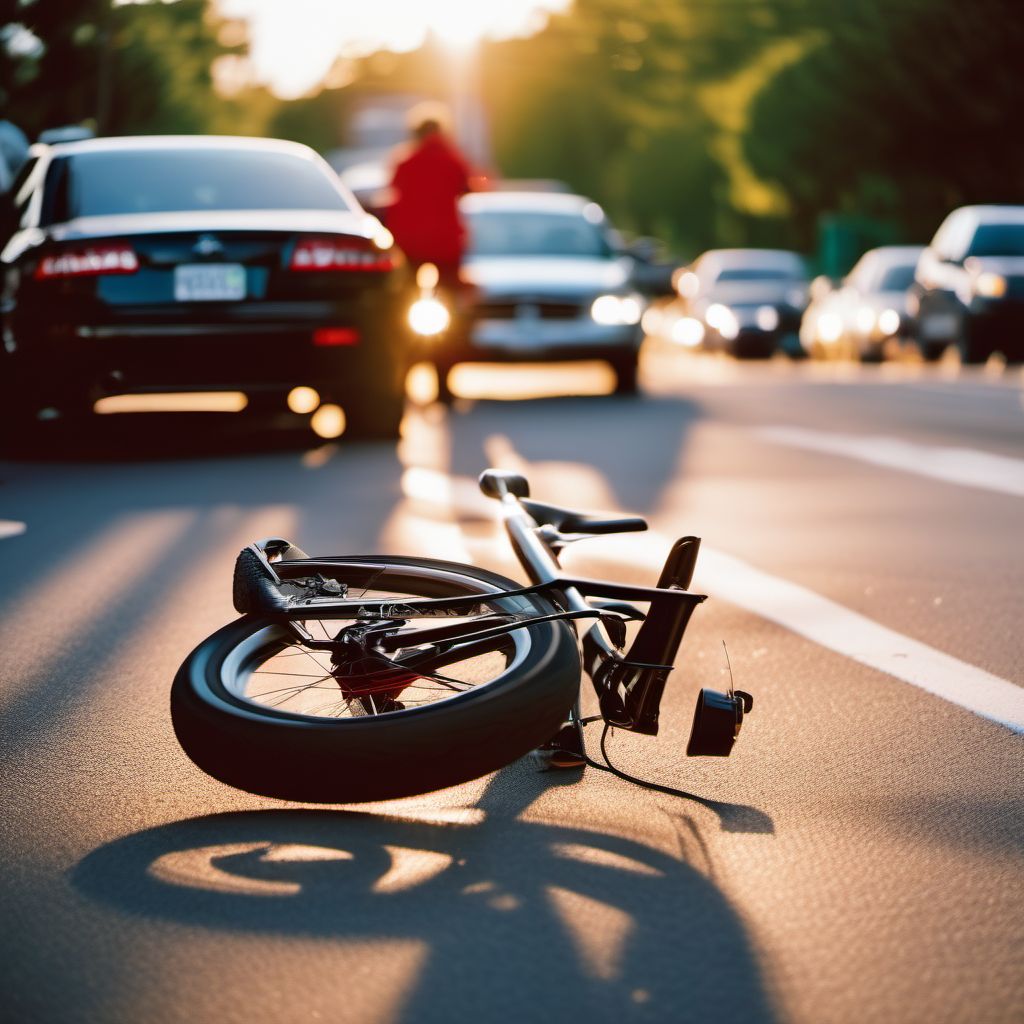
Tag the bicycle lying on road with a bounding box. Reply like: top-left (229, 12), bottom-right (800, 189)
top-left (172, 470), bottom-right (753, 802)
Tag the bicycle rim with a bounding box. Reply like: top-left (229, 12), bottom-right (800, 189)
top-left (221, 562), bottom-right (533, 721)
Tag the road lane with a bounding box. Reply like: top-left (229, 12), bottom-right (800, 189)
top-left (0, 355), bottom-right (1021, 1024)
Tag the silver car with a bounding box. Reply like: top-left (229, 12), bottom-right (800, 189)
top-left (801, 245), bottom-right (923, 361)
top-left (451, 192), bottom-right (645, 393)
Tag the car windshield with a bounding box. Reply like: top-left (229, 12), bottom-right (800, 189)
top-left (467, 210), bottom-right (611, 258)
top-left (967, 222), bottom-right (1024, 258)
top-left (59, 148), bottom-right (352, 219)
top-left (716, 266), bottom-right (803, 282)
top-left (876, 264), bottom-right (917, 290)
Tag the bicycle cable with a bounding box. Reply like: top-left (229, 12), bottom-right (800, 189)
top-left (580, 722), bottom-right (710, 803)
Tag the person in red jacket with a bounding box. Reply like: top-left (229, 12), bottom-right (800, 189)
top-left (387, 109), bottom-right (474, 402)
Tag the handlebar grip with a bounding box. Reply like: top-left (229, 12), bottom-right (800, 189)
top-left (233, 546), bottom-right (291, 615)
top-left (479, 469), bottom-right (530, 499)
top-left (560, 513), bottom-right (647, 535)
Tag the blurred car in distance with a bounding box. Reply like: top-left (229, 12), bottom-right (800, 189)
top-left (673, 248), bottom-right (809, 358)
top-left (800, 245), bottom-right (923, 360)
top-left (0, 135), bottom-right (407, 438)
top-left (442, 191), bottom-right (646, 393)
top-left (37, 125), bottom-right (95, 146)
top-left (910, 205), bottom-right (1024, 363)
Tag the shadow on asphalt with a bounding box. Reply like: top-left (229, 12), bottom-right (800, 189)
top-left (72, 763), bottom-right (778, 1023)
top-left (446, 393), bottom-right (701, 516)
top-left (0, 411), bottom-right (321, 463)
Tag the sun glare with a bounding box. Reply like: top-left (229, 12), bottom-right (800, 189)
top-left (219, 0), bottom-right (571, 97)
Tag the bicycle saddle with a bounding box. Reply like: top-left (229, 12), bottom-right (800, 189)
top-left (520, 498), bottom-right (647, 536)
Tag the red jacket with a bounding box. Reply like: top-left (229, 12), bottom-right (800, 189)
top-left (387, 135), bottom-right (471, 267)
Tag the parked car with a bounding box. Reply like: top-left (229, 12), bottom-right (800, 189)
top-left (0, 135), bottom-right (408, 437)
top-left (444, 191), bottom-right (645, 393)
top-left (674, 248), bottom-right (809, 358)
top-left (800, 245), bottom-right (923, 360)
top-left (910, 205), bottom-right (1024, 363)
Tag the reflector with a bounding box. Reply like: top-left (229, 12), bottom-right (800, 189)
top-left (686, 687), bottom-right (753, 757)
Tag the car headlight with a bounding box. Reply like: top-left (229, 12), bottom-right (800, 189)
top-left (705, 302), bottom-right (739, 340)
top-left (755, 305), bottom-right (779, 331)
top-left (591, 293), bottom-right (643, 326)
top-left (877, 308), bottom-right (901, 336)
top-left (818, 311), bottom-right (843, 344)
top-left (855, 306), bottom-right (876, 333)
top-left (408, 297), bottom-right (450, 336)
top-left (975, 272), bottom-right (1007, 298)
top-left (670, 316), bottom-right (705, 347)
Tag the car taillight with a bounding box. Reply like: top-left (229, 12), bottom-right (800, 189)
top-left (34, 244), bottom-right (139, 280)
top-left (313, 327), bottom-right (360, 346)
top-left (289, 236), bottom-right (395, 273)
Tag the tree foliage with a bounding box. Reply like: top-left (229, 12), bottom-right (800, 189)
top-left (745, 0), bottom-right (1024, 247)
top-left (3, 1), bottom-right (1018, 260)
top-left (1, 0), bottom-right (237, 137)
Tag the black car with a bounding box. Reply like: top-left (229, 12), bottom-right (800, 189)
top-left (0, 136), bottom-right (407, 438)
top-left (910, 205), bottom-right (1024, 364)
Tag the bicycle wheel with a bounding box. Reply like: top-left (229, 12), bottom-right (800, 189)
top-left (171, 556), bottom-right (580, 802)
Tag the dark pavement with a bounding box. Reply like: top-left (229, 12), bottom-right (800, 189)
top-left (1, 348), bottom-right (1021, 1024)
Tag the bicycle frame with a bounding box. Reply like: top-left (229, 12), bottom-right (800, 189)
top-left (480, 469), bottom-right (707, 742)
top-left (240, 468), bottom-right (752, 757)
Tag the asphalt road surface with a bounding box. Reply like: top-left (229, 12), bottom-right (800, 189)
top-left (1, 347), bottom-right (1022, 1024)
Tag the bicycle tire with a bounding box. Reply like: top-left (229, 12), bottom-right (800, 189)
top-left (172, 556), bottom-right (580, 802)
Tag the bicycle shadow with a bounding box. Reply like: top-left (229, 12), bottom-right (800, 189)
top-left (72, 764), bottom-right (778, 1023)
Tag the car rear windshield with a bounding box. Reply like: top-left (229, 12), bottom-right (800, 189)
top-left (467, 211), bottom-right (611, 258)
top-left (876, 264), bottom-right (917, 290)
top-left (967, 222), bottom-right (1024, 258)
top-left (56, 148), bottom-right (352, 220)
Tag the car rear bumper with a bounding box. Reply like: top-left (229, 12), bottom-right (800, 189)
top-left (9, 301), bottom-right (404, 404)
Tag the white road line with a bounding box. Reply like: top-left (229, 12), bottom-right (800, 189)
top-left (0, 520), bottom-right (26, 540)
top-left (692, 544), bottom-right (1024, 734)
top-left (757, 426), bottom-right (1024, 498)
top-left (426, 466), bottom-right (1024, 733)
top-left (584, 533), bottom-right (1024, 734)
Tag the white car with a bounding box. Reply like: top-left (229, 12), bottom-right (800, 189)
top-left (447, 192), bottom-right (645, 393)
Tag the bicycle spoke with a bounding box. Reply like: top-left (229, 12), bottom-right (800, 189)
top-left (238, 573), bottom-right (529, 719)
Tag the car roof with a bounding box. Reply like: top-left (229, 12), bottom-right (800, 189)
top-left (857, 245), bottom-right (926, 264)
top-left (461, 191), bottom-right (601, 216)
top-left (38, 135), bottom-right (319, 160)
top-left (698, 248), bottom-right (804, 264)
top-left (950, 204), bottom-right (1024, 225)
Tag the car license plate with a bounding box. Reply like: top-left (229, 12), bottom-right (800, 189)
top-left (174, 264), bottom-right (246, 302)
top-left (920, 313), bottom-right (957, 339)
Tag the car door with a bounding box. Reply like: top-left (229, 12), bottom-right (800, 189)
top-left (915, 210), bottom-right (972, 347)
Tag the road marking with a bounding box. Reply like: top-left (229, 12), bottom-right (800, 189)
top-left (0, 520), bottom-right (26, 540)
top-left (757, 426), bottom-right (1024, 498)
top-left (581, 533), bottom-right (1024, 735)
top-left (423, 462), bottom-right (1024, 734)
top-left (692, 544), bottom-right (1024, 734)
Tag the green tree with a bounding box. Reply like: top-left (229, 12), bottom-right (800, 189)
top-left (744, 0), bottom-right (1024, 247)
top-left (1, 0), bottom-right (240, 138)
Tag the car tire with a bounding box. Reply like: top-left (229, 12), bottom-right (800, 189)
top-left (958, 321), bottom-right (991, 365)
top-left (611, 352), bottom-right (640, 395)
top-left (342, 387), bottom-right (406, 440)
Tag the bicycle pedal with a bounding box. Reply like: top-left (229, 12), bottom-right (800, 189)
top-left (529, 747), bottom-right (586, 771)
top-left (531, 722), bottom-right (586, 771)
